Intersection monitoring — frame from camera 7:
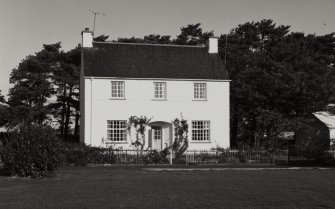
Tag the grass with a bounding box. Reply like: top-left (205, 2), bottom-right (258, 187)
top-left (0, 166), bottom-right (335, 209)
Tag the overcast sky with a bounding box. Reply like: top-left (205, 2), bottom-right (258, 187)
top-left (1, 0), bottom-right (334, 97)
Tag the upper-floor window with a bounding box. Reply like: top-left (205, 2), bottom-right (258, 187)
top-left (154, 82), bottom-right (166, 100)
top-left (192, 121), bottom-right (210, 141)
top-left (194, 83), bottom-right (207, 100)
top-left (107, 120), bottom-right (127, 142)
top-left (111, 81), bottom-right (125, 99)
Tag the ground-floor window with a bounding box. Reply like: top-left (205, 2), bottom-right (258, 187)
top-left (107, 120), bottom-right (127, 142)
top-left (192, 120), bottom-right (210, 141)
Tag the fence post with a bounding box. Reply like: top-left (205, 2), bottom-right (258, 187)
top-left (170, 147), bottom-right (173, 165)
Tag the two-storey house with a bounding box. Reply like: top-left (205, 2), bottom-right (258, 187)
top-left (80, 28), bottom-right (230, 150)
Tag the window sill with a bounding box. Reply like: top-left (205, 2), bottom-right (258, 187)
top-left (105, 141), bottom-right (128, 144)
top-left (152, 98), bottom-right (167, 101)
top-left (109, 98), bottom-right (126, 100)
top-left (190, 141), bottom-right (212, 143)
top-left (192, 99), bottom-right (208, 101)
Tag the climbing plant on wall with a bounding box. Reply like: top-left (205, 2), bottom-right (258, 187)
top-left (127, 116), bottom-right (152, 150)
top-left (172, 118), bottom-right (189, 158)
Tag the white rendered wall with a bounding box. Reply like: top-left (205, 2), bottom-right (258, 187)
top-left (330, 129), bottom-right (335, 146)
top-left (84, 78), bottom-right (230, 150)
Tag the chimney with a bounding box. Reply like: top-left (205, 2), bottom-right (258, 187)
top-left (81, 28), bottom-right (93, 48)
top-left (207, 36), bottom-right (218, 54)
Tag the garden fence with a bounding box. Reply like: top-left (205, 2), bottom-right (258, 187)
top-left (185, 149), bottom-right (289, 164)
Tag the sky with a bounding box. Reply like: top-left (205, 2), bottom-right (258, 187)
top-left (0, 0), bottom-right (334, 98)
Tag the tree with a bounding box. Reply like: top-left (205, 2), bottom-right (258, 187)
top-left (175, 23), bottom-right (214, 45)
top-left (7, 42), bottom-right (81, 142)
top-left (0, 91), bottom-right (10, 128)
top-left (117, 34), bottom-right (172, 44)
top-left (8, 43), bottom-right (61, 126)
top-left (93, 34), bottom-right (109, 42)
top-left (117, 23), bottom-right (213, 46)
top-left (0, 91), bottom-right (5, 103)
top-left (220, 19), bottom-right (335, 147)
top-left (49, 47), bottom-right (80, 141)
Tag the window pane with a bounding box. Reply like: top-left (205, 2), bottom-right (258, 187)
top-left (192, 121), bottom-right (210, 141)
top-left (194, 83), bottom-right (206, 100)
top-left (154, 82), bottom-right (166, 99)
top-left (107, 120), bottom-right (127, 141)
top-left (111, 81), bottom-right (124, 98)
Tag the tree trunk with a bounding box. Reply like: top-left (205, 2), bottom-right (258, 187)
top-left (64, 87), bottom-right (73, 142)
top-left (230, 105), bottom-right (239, 148)
top-left (74, 110), bottom-right (80, 136)
top-left (60, 86), bottom-right (67, 137)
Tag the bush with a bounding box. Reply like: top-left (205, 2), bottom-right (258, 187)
top-left (60, 143), bottom-right (116, 165)
top-left (144, 149), bottom-right (169, 164)
top-left (0, 125), bottom-right (62, 178)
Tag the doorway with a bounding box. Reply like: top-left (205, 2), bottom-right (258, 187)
top-left (148, 121), bottom-right (172, 151)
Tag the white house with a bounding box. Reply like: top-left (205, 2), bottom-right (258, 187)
top-left (80, 28), bottom-right (230, 150)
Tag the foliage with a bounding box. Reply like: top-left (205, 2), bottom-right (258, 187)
top-left (143, 148), bottom-right (169, 164)
top-left (0, 104), bottom-right (10, 128)
top-left (0, 90), bottom-right (5, 103)
top-left (172, 118), bottom-right (189, 157)
top-left (219, 19), bottom-right (335, 147)
top-left (61, 143), bottom-right (116, 165)
top-left (175, 23), bottom-right (214, 45)
top-left (93, 34), bottom-right (109, 42)
top-left (49, 46), bottom-right (80, 141)
top-left (6, 42), bottom-right (81, 140)
top-left (127, 116), bottom-right (152, 149)
top-left (117, 23), bottom-right (213, 46)
top-left (7, 43), bottom-right (62, 126)
top-left (0, 125), bottom-right (62, 177)
top-left (118, 34), bottom-right (172, 44)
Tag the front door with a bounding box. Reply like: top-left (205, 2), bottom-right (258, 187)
top-left (151, 126), bottom-right (162, 151)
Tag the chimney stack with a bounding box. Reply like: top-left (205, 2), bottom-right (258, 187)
top-left (81, 28), bottom-right (93, 48)
top-left (207, 36), bottom-right (218, 54)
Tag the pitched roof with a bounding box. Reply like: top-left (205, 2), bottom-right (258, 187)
top-left (82, 42), bottom-right (228, 80)
top-left (314, 112), bottom-right (335, 129)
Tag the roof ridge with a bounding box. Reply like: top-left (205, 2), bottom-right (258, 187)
top-left (93, 41), bottom-right (206, 48)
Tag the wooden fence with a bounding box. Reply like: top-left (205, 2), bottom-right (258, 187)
top-left (1, 148), bottom-right (335, 165)
top-left (185, 149), bottom-right (289, 164)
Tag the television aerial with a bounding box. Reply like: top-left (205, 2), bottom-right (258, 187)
top-left (89, 10), bottom-right (105, 34)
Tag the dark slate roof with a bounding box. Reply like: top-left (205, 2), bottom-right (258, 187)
top-left (82, 42), bottom-right (228, 80)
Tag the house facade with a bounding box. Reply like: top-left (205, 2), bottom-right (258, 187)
top-left (80, 28), bottom-right (230, 150)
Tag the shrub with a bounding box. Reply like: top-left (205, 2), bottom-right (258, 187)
top-left (87, 146), bottom-right (116, 164)
top-left (60, 143), bottom-right (116, 165)
top-left (144, 149), bottom-right (169, 164)
top-left (61, 143), bottom-right (88, 166)
top-left (0, 125), bottom-right (62, 178)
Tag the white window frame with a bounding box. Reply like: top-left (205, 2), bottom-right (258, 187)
top-left (191, 120), bottom-right (210, 141)
top-left (111, 81), bottom-right (125, 99)
top-left (107, 120), bottom-right (127, 142)
top-left (193, 83), bottom-right (207, 100)
top-left (153, 82), bottom-right (167, 100)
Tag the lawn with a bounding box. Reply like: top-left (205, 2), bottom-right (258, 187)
top-left (0, 166), bottom-right (335, 209)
